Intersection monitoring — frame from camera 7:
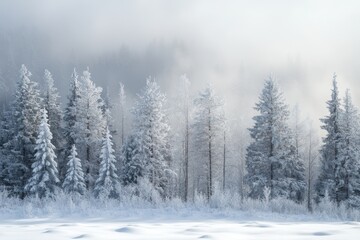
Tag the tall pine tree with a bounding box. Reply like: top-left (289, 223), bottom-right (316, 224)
top-left (94, 127), bottom-right (118, 198)
top-left (7, 65), bottom-right (42, 196)
top-left (132, 78), bottom-right (172, 197)
top-left (316, 74), bottom-right (342, 202)
top-left (25, 108), bottom-right (59, 198)
top-left (76, 68), bottom-right (105, 189)
top-left (43, 69), bottom-right (64, 180)
top-left (336, 90), bottom-right (360, 207)
top-left (62, 68), bottom-right (82, 180)
top-left (245, 78), bottom-right (305, 200)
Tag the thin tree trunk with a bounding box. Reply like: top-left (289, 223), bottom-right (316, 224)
top-left (184, 104), bottom-right (189, 201)
top-left (307, 130), bottom-right (313, 212)
top-left (208, 107), bottom-right (212, 200)
top-left (121, 106), bottom-right (124, 146)
top-left (223, 130), bottom-right (226, 191)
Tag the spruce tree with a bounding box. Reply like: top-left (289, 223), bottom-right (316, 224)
top-left (245, 78), bottom-right (305, 200)
top-left (0, 108), bottom-right (16, 189)
top-left (62, 144), bottom-right (86, 195)
top-left (76, 68), bottom-right (105, 189)
top-left (132, 78), bottom-right (172, 197)
top-left (43, 69), bottom-right (64, 180)
top-left (337, 90), bottom-right (360, 207)
top-left (25, 108), bottom-right (59, 198)
top-left (8, 65), bottom-right (42, 196)
top-left (120, 134), bottom-right (143, 186)
top-left (94, 127), bottom-right (118, 198)
top-left (316, 74), bottom-right (342, 202)
top-left (63, 68), bottom-right (82, 179)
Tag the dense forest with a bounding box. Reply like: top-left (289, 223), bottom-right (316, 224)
top-left (0, 65), bottom-right (359, 212)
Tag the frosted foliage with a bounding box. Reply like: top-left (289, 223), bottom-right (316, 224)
top-left (316, 75), bottom-right (342, 202)
top-left (62, 145), bottom-right (86, 195)
top-left (5, 64), bottom-right (42, 196)
top-left (192, 84), bottom-right (225, 199)
top-left (245, 78), bottom-right (305, 201)
top-left (120, 134), bottom-right (143, 186)
top-left (76, 68), bottom-right (105, 189)
top-left (43, 69), bottom-right (64, 179)
top-left (25, 109), bottom-right (59, 198)
top-left (132, 78), bottom-right (172, 197)
top-left (336, 90), bottom-right (360, 207)
top-left (94, 127), bottom-right (118, 198)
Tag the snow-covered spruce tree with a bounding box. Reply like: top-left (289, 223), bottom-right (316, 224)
top-left (43, 69), bottom-right (64, 180)
top-left (316, 74), bottom-right (342, 202)
top-left (245, 78), bottom-right (305, 201)
top-left (336, 90), bottom-right (360, 207)
top-left (62, 144), bottom-right (86, 195)
top-left (94, 127), bottom-right (118, 198)
top-left (25, 108), bottom-right (59, 198)
top-left (120, 134), bottom-right (143, 186)
top-left (6, 65), bottom-right (42, 196)
top-left (0, 107), bottom-right (16, 188)
top-left (132, 78), bottom-right (172, 197)
top-left (63, 68), bottom-right (82, 177)
top-left (76, 68), bottom-right (105, 189)
top-left (192, 84), bottom-right (225, 200)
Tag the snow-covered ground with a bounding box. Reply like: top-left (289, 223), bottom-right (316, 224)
top-left (1, 208), bottom-right (359, 240)
top-left (1, 191), bottom-right (359, 239)
top-left (1, 216), bottom-right (359, 240)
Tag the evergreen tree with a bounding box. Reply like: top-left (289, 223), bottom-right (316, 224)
top-left (245, 78), bottom-right (304, 200)
top-left (63, 68), bottom-right (81, 174)
top-left (0, 108), bottom-right (16, 189)
top-left (120, 134), bottom-right (143, 186)
top-left (132, 78), bottom-right (172, 197)
top-left (62, 144), bottom-right (86, 195)
top-left (192, 84), bottom-right (225, 200)
top-left (337, 90), bottom-right (360, 207)
top-left (316, 74), bottom-right (342, 202)
top-left (25, 108), bottom-right (59, 198)
top-left (76, 68), bottom-right (105, 189)
top-left (94, 127), bottom-right (118, 198)
top-left (43, 69), bottom-right (64, 180)
top-left (7, 65), bottom-right (42, 196)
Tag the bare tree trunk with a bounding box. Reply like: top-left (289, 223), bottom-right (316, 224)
top-left (86, 100), bottom-right (91, 189)
top-left (307, 130), bottom-right (313, 212)
top-left (208, 108), bottom-right (212, 201)
top-left (121, 107), bottom-right (124, 146)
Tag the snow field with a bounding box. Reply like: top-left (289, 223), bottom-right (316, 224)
top-left (1, 218), bottom-right (359, 240)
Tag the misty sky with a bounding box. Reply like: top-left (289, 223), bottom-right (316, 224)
top-left (1, 0), bottom-right (360, 129)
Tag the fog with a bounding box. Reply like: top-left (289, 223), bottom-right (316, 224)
top-left (1, 0), bottom-right (360, 129)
